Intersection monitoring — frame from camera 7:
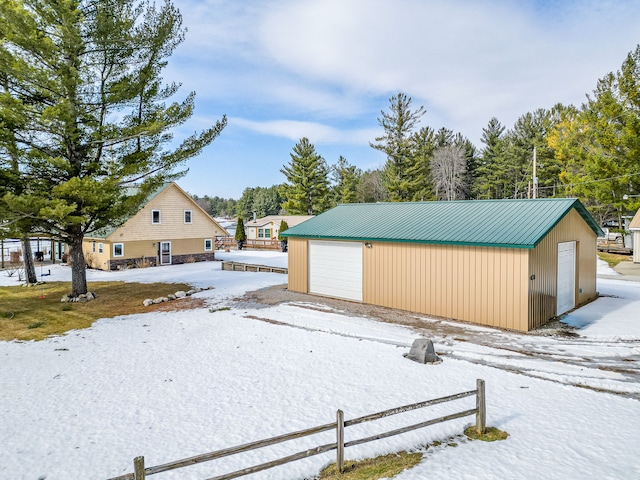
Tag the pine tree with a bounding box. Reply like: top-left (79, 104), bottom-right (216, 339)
top-left (235, 216), bottom-right (246, 249)
top-left (278, 219), bottom-right (289, 252)
top-left (280, 138), bottom-right (331, 215)
top-left (0, 0), bottom-right (226, 296)
top-left (370, 93), bottom-right (425, 201)
top-left (407, 126), bottom-right (437, 201)
top-left (549, 46), bottom-right (640, 224)
top-left (475, 118), bottom-right (506, 199)
top-left (332, 156), bottom-right (361, 204)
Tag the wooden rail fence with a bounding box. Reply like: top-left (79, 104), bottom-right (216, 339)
top-left (215, 237), bottom-right (281, 251)
top-left (221, 261), bottom-right (287, 274)
top-left (107, 379), bottom-right (486, 480)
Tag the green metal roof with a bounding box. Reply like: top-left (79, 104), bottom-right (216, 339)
top-left (281, 198), bottom-right (603, 249)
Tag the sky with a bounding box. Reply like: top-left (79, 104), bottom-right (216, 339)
top-left (1, 254), bottom-right (639, 479)
top-left (162, 0), bottom-right (640, 199)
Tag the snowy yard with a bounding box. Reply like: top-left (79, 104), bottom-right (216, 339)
top-left (1, 252), bottom-right (639, 479)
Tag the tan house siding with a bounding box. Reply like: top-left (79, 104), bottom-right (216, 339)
top-left (81, 183), bottom-right (227, 270)
top-left (362, 242), bottom-right (529, 330)
top-left (528, 209), bottom-right (598, 329)
top-left (287, 238), bottom-right (308, 293)
top-left (83, 240), bottom-right (111, 270)
top-left (111, 184), bottom-right (226, 241)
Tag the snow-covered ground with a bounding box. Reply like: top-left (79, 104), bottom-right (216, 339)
top-left (1, 252), bottom-right (639, 480)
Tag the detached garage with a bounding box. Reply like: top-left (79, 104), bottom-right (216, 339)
top-left (282, 198), bottom-right (603, 332)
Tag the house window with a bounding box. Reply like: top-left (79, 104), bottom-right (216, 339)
top-left (258, 228), bottom-right (272, 238)
top-left (152, 210), bottom-right (161, 224)
top-left (98, 243), bottom-right (103, 254)
top-left (92, 242), bottom-right (96, 253)
top-left (113, 243), bottom-right (124, 257)
top-left (204, 239), bottom-right (212, 251)
top-left (184, 210), bottom-right (192, 224)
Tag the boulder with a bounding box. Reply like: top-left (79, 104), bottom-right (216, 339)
top-left (143, 299), bottom-right (153, 306)
top-left (404, 338), bottom-right (442, 364)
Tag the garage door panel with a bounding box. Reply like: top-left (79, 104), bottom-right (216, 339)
top-left (309, 241), bottom-right (362, 302)
top-left (557, 241), bottom-right (576, 315)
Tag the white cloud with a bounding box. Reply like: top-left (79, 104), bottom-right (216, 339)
top-left (231, 117), bottom-right (378, 145)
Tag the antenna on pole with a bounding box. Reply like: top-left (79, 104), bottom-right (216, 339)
top-left (532, 146), bottom-right (538, 199)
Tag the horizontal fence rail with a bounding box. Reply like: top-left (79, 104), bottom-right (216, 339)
top-left (215, 237), bottom-right (281, 250)
top-left (220, 261), bottom-right (287, 274)
top-left (107, 379), bottom-right (486, 480)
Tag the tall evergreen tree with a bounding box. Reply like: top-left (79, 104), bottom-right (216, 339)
top-left (475, 117), bottom-right (507, 199)
top-left (370, 93), bottom-right (425, 201)
top-left (406, 126), bottom-right (437, 201)
top-left (550, 46), bottom-right (640, 225)
top-left (332, 156), bottom-right (361, 204)
top-left (280, 138), bottom-right (331, 215)
top-left (0, 0), bottom-right (226, 296)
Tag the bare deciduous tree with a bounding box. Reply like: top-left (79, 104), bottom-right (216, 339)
top-left (431, 145), bottom-right (468, 201)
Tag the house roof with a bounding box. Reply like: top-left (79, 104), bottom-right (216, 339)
top-left (245, 215), bottom-right (314, 228)
top-left (281, 198), bottom-right (603, 249)
top-left (630, 209), bottom-right (640, 231)
top-left (86, 182), bottom-right (229, 240)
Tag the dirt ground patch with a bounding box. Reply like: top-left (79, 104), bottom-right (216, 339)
top-left (233, 283), bottom-right (575, 342)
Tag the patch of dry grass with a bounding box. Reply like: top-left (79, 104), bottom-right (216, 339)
top-left (464, 426), bottom-right (509, 442)
top-left (0, 281), bottom-right (200, 341)
top-left (598, 252), bottom-right (630, 268)
top-left (319, 451), bottom-right (423, 480)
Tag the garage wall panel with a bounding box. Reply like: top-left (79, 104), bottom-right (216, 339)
top-left (363, 242), bottom-right (529, 330)
top-left (287, 238), bottom-right (308, 293)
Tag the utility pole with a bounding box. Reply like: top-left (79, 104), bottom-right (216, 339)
top-left (532, 146), bottom-right (538, 199)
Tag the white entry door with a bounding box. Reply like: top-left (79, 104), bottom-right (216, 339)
top-left (557, 241), bottom-right (576, 315)
top-left (308, 240), bottom-right (363, 302)
top-left (160, 241), bottom-right (172, 265)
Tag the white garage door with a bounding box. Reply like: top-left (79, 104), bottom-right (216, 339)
top-left (309, 240), bottom-right (363, 302)
top-left (557, 241), bottom-right (576, 315)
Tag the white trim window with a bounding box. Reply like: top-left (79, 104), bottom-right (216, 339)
top-left (184, 210), bottom-right (192, 224)
top-left (152, 210), bottom-right (161, 224)
top-left (113, 243), bottom-right (124, 257)
top-left (98, 243), bottom-right (104, 254)
top-left (204, 238), bottom-right (213, 251)
top-left (92, 242), bottom-right (96, 253)
top-left (258, 228), bottom-right (272, 238)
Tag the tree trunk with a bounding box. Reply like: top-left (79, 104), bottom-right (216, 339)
top-left (21, 237), bottom-right (37, 284)
top-left (68, 238), bottom-right (88, 296)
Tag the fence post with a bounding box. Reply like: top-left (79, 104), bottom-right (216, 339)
top-left (336, 409), bottom-right (344, 473)
top-left (476, 379), bottom-right (486, 435)
top-left (134, 456), bottom-right (145, 480)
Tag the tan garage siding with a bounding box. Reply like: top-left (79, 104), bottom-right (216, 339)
top-left (528, 209), bottom-right (598, 329)
top-left (363, 242), bottom-right (529, 331)
top-left (287, 238), bottom-right (308, 293)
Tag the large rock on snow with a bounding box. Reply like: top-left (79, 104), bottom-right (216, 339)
top-left (404, 338), bottom-right (442, 364)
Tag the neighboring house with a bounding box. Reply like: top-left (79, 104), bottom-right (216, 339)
top-left (282, 198), bottom-right (603, 332)
top-left (245, 215), bottom-right (314, 240)
top-left (630, 209), bottom-right (640, 263)
top-left (83, 183), bottom-right (229, 270)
